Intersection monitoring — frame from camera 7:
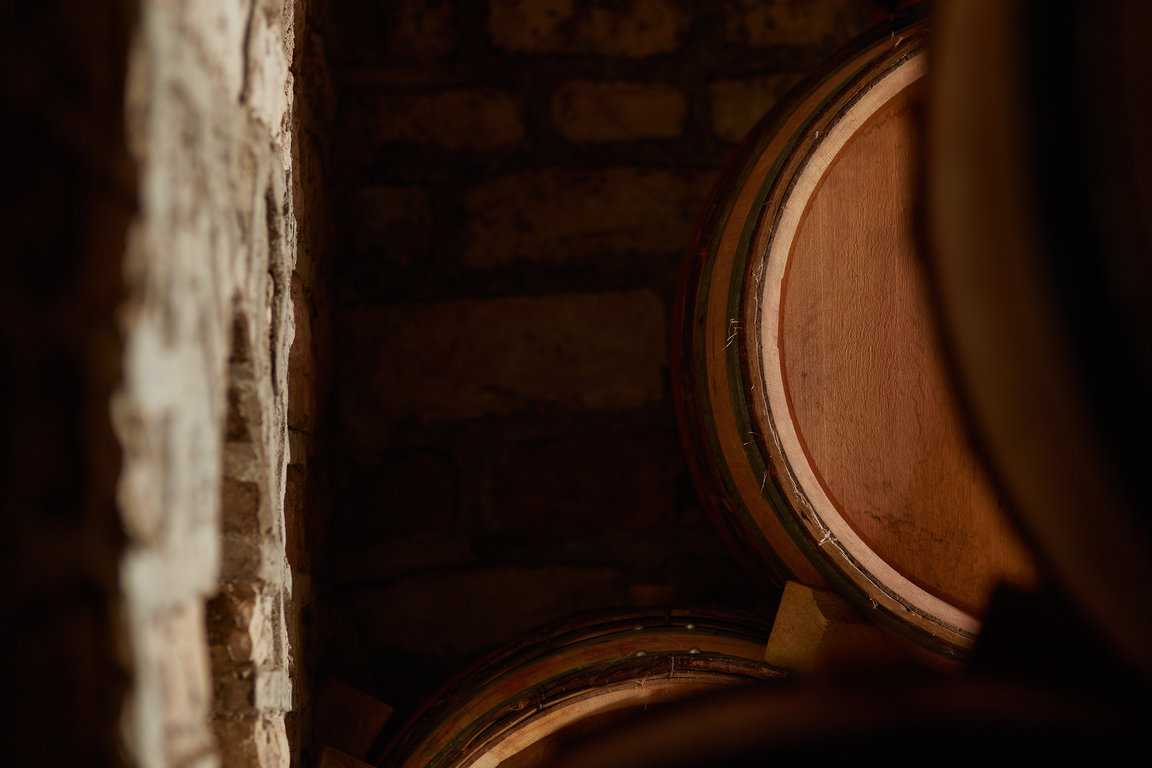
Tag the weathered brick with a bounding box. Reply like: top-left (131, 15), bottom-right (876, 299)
top-left (489, 0), bottom-right (571, 49)
top-left (221, 477), bottom-right (263, 533)
top-left (245, 7), bottom-right (291, 134)
top-left (724, 0), bottom-right (880, 48)
top-left (121, 524), bottom-right (220, 614)
top-left (343, 290), bottom-right (666, 425)
top-left (464, 168), bottom-right (714, 267)
top-left (389, 0), bottom-right (457, 58)
top-left (345, 186), bottom-right (432, 262)
top-left (710, 74), bottom-right (806, 143)
top-left (366, 88), bottom-right (524, 148)
top-left (207, 582), bottom-right (282, 670)
top-left (491, 0), bottom-right (691, 56)
top-left (111, 1), bottom-right (303, 767)
top-left (214, 714), bottom-right (290, 768)
top-left (177, 0), bottom-right (251, 100)
top-left (212, 664), bottom-right (292, 714)
top-left (153, 601), bottom-right (215, 765)
top-left (552, 81), bottom-right (686, 142)
top-left (220, 532), bottom-right (289, 585)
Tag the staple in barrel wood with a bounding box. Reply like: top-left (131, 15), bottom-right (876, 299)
top-left (725, 319), bottom-right (742, 348)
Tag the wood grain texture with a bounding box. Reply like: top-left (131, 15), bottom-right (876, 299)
top-left (779, 82), bottom-right (1038, 617)
top-left (674, 9), bottom-right (1037, 661)
top-left (378, 609), bottom-right (785, 768)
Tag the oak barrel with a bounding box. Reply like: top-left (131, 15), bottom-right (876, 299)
top-left (672, 11), bottom-right (1038, 662)
top-left (377, 608), bottom-right (786, 768)
top-left (542, 671), bottom-right (1145, 768)
top-left (924, 0), bottom-right (1152, 683)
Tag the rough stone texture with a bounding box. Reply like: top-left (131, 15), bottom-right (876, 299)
top-left (464, 168), bottom-right (715, 267)
top-left (552, 81), bottom-right (687, 142)
top-left (112, 0), bottom-right (312, 766)
top-left (154, 601), bottom-right (217, 766)
top-left (388, 0), bottom-right (458, 59)
top-left (251, 5), bottom-right (294, 127)
top-left (362, 88), bottom-right (525, 149)
top-left (710, 73), bottom-right (808, 143)
top-left (491, 0), bottom-right (692, 56)
top-left (342, 290), bottom-right (667, 427)
top-left (213, 715), bottom-right (292, 768)
top-left (177, 0), bottom-right (251, 102)
top-left (724, 0), bottom-right (881, 48)
top-left (314, 679), bottom-right (395, 760)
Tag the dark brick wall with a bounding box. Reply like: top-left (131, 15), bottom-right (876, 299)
top-left (315, 0), bottom-right (896, 745)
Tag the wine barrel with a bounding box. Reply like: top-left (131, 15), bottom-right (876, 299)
top-left (924, 0), bottom-right (1152, 683)
top-left (377, 608), bottom-right (786, 768)
top-left (673, 10), bottom-right (1038, 663)
top-left (541, 672), bottom-right (1145, 768)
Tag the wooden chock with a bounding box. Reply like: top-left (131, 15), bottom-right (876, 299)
top-left (764, 580), bottom-right (888, 675)
top-left (315, 678), bottom-right (394, 760)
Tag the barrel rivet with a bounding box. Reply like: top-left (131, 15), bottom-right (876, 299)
top-left (635, 650), bottom-right (647, 657)
top-left (688, 647), bottom-right (701, 654)
top-left (685, 623), bottom-right (695, 630)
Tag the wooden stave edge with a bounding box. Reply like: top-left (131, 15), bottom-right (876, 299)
top-left (452, 656), bottom-right (783, 768)
top-left (739, 44), bottom-right (986, 658)
top-left (672, 8), bottom-right (935, 599)
top-left (671, 9), bottom-right (975, 664)
top-left (377, 607), bottom-right (784, 768)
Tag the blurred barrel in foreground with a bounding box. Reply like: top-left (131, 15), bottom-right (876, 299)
top-left (673, 7), bottom-right (1037, 664)
top-left (377, 608), bottom-right (785, 768)
top-left (543, 670), bottom-right (1144, 768)
top-left (924, 0), bottom-right (1152, 684)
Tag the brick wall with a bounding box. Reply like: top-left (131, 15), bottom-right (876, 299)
top-left (114, 1), bottom-right (312, 765)
top-left (318, 0), bottom-right (893, 756)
